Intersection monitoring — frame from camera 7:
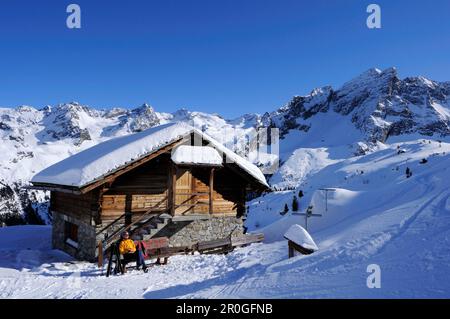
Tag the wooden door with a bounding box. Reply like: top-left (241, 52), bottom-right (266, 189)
top-left (174, 168), bottom-right (193, 215)
top-left (191, 167), bottom-right (211, 214)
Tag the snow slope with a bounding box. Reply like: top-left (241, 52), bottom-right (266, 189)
top-left (1, 67), bottom-right (450, 298)
top-left (247, 138), bottom-right (450, 236)
top-left (1, 139), bottom-right (449, 298)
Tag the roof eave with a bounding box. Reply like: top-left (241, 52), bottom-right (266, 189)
top-left (27, 183), bottom-right (82, 195)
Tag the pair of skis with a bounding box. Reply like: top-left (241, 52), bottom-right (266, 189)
top-left (106, 242), bottom-right (123, 277)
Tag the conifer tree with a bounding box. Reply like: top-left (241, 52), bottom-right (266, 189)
top-left (283, 204), bottom-right (289, 215)
top-left (292, 196), bottom-right (299, 212)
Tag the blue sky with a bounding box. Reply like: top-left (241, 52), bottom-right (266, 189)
top-left (0, 0), bottom-right (449, 118)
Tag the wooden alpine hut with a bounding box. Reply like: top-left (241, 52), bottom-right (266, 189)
top-left (30, 122), bottom-right (270, 262)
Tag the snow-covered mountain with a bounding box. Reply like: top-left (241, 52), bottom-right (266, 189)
top-left (1, 67), bottom-right (449, 225)
top-left (1, 67), bottom-right (450, 298)
top-left (265, 67), bottom-right (450, 145)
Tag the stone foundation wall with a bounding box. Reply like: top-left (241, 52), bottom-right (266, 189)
top-left (52, 210), bottom-right (97, 262)
top-left (158, 216), bottom-right (245, 247)
top-left (53, 211), bottom-right (244, 261)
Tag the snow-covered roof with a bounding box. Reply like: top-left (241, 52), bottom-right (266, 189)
top-left (31, 122), bottom-right (269, 189)
top-left (171, 145), bottom-right (222, 166)
top-left (284, 224), bottom-right (318, 251)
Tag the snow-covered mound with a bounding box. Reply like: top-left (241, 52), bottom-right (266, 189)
top-left (284, 224), bottom-right (318, 251)
top-left (270, 147), bottom-right (339, 189)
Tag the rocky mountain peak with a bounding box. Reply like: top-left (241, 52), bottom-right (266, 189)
top-left (36, 102), bottom-right (96, 144)
top-left (16, 105), bottom-right (37, 113)
top-left (262, 68), bottom-right (449, 145)
top-left (310, 86), bottom-right (333, 97)
top-left (134, 103), bottom-right (154, 112)
top-left (39, 105), bottom-right (52, 114)
top-left (172, 108), bottom-right (191, 119)
top-left (127, 103), bottom-right (160, 132)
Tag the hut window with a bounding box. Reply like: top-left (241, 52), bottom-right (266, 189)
top-left (65, 221), bottom-right (79, 248)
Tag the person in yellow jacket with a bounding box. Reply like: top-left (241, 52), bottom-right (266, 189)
top-left (119, 231), bottom-right (147, 273)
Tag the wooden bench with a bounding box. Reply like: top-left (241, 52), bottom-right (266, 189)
top-left (231, 233), bottom-right (264, 247)
top-left (196, 233), bottom-right (264, 254)
top-left (197, 237), bottom-right (232, 254)
top-left (138, 237), bottom-right (170, 265)
top-left (139, 237), bottom-right (191, 264)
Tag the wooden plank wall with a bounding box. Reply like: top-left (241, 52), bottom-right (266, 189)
top-left (100, 154), bottom-right (170, 222)
top-left (191, 167), bottom-right (211, 214)
top-left (51, 152), bottom-right (248, 224)
top-left (212, 167), bottom-right (246, 216)
top-left (51, 191), bottom-right (97, 224)
top-left (174, 168), bottom-right (194, 215)
top-left (51, 154), bottom-right (246, 223)
top-left (173, 166), bottom-right (246, 216)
